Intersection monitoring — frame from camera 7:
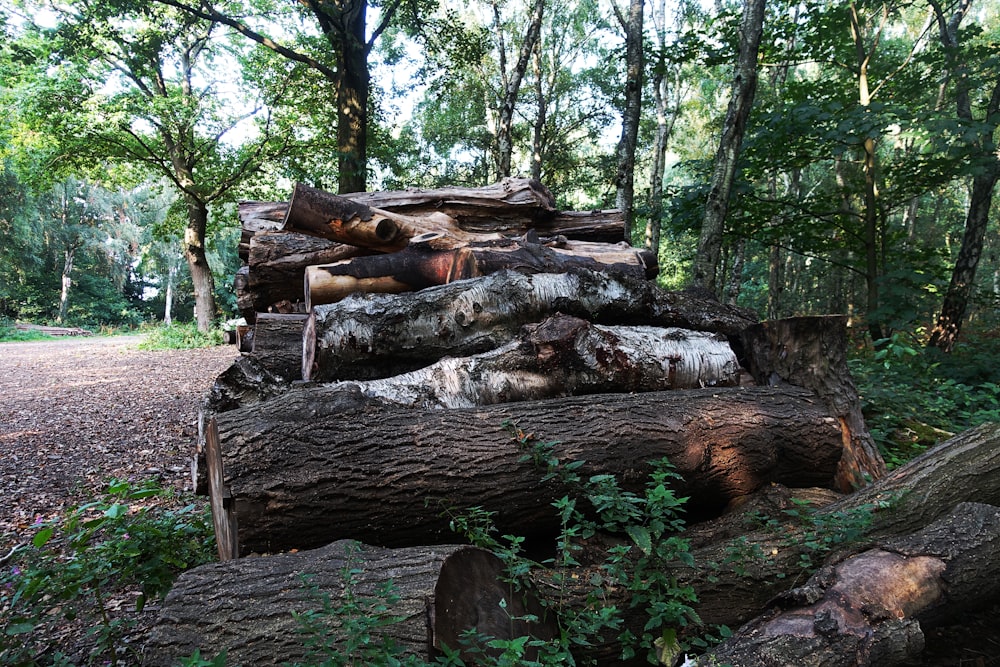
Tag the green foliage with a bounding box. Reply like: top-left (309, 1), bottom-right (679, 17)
top-left (0, 321), bottom-right (56, 342)
top-left (445, 422), bottom-right (703, 665)
top-left (0, 479), bottom-right (216, 666)
top-left (849, 328), bottom-right (1000, 468)
top-left (138, 322), bottom-right (225, 350)
top-left (285, 545), bottom-right (426, 667)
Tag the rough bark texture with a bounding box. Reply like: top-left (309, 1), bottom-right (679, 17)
top-left (303, 235), bottom-right (657, 308)
top-left (207, 385), bottom-right (845, 558)
top-left (740, 315), bottom-right (886, 491)
top-left (303, 315), bottom-right (740, 410)
top-left (692, 0), bottom-right (765, 291)
top-left (695, 502), bottom-right (1000, 667)
top-left (304, 269), bottom-right (758, 382)
top-left (143, 540), bottom-right (553, 666)
top-left (248, 313), bottom-right (308, 381)
top-left (246, 231), bottom-right (369, 305)
top-left (680, 422), bottom-right (1000, 631)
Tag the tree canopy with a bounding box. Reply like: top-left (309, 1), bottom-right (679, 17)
top-left (0, 0), bottom-right (996, 347)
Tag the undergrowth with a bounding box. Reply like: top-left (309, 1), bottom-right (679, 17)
top-left (138, 322), bottom-right (225, 350)
top-left (0, 479), bottom-right (216, 666)
top-left (849, 328), bottom-right (1000, 468)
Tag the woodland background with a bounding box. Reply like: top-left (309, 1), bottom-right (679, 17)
top-left (0, 0), bottom-right (998, 352)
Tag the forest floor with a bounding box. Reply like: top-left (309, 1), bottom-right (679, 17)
top-left (0, 335), bottom-right (998, 666)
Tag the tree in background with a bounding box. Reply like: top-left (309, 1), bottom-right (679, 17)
top-left (6, 0), bottom-right (289, 331)
top-left (691, 0), bottom-right (765, 291)
top-left (612, 0), bottom-right (644, 240)
top-left (926, 0), bottom-right (1000, 352)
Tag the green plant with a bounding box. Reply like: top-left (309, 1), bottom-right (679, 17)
top-left (445, 422), bottom-right (703, 665)
top-left (138, 322), bottom-right (225, 350)
top-left (0, 322), bottom-right (57, 342)
top-left (1, 479), bottom-right (216, 666)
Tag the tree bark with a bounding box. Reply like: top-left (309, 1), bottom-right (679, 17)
top-left (693, 501), bottom-right (1000, 667)
top-left (692, 0), bottom-right (765, 291)
top-left (282, 182), bottom-right (495, 252)
top-left (183, 197), bottom-right (218, 333)
top-left (680, 421), bottom-right (1000, 632)
top-left (303, 269), bottom-right (758, 382)
top-left (305, 314), bottom-right (740, 408)
top-left (740, 316), bottom-right (886, 492)
top-left (206, 385), bottom-right (846, 558)
top-left (613, 0), bottom-right (644, 240)
top-left (248, 313), bottom-right (309, 381)
top-left (143, 540), bottom-right (553, 666)
top-left (302, 234), bottom-right (657, 308)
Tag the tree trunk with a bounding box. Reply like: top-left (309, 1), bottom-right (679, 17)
top-left (692, 0), bottom-right (765, 291)
top-left (493, 0), bottom-right (545, 179)
top-left (57, 245), bottom-right (77, 324)
top-left (740, 315), bottom-right (886, 492)
top-left (163, 261), bottom-right (177, 325)
top-left (693, 501), bottom-right (1000, 667)
top-left (183, 197), bottom-right (218, 333)
top-left (206, 385), bottom-right (846, 558)
top-left (143, 540), bottom-right (553, 666)
top-left (303, 269), bottom-right (758, 382)
top-left (249, 313), bottom-right (309, 381)
top-left (304, 314), bottom-right (739, 407)
top-left (613, 0), bottom-right (644, 241)
top-left (302, 235), bottom-right (657, 308)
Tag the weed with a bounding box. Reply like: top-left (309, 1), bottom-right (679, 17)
top-left (0, 479), bottom-right (216, 666)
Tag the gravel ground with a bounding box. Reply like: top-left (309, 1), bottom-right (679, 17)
top-left (0, 336), bottom-right (237, 545)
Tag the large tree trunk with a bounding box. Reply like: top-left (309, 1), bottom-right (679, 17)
top-left (302, 235), bottom-right (657, 308)
top-left (692, 0), bottom-right (765, 291)
top-left (693, 501), bottom-right (1000, 667)
top-left (303, 269), bottom-right (758, 383)
top-left (143, 540), bottom-right (553, 666)
top-left (205, 385), bottom-right (846, 559)
top-left (740, 316), bottom-right (886, 491)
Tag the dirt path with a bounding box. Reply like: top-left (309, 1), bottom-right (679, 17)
top-left (0, 336), bottom-right (236, 545)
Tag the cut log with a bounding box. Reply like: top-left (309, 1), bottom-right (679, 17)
top-left (303, 234), bottom-right (658, 308)
top-left (237, 201), bottom-right (285, 260)
top-left (249, 313), bottom-right (309, 381)
top-left (307, 315), bottom-right (739, 409)
top-left (142, 540), bottom-right (554, 666)
top-left (206, 385), bottom-right (846, 558)
top-left (282, 182), bottom-right (496, 252)
top-left (678, 421), bottom-right (1000, 631)
top-left (740, 316), bottom-right (886, 492)
top-left (244, 231), bottom-right (370, 310)
top-left (693, 501), bottom-right (1000, 667)
top-left (303, 269), bottom-right (759, 382)
top-left (540, 210), bottom-right (624, 243)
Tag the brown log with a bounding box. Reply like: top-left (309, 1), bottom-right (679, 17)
top-left (237, 201), bottom-right (285, 260)
top-left (206, 385), bottom-right (846, 558)
top-left (693, 501), bottom-right (1000, 667)
top-left (677, 421), bottom-right (1000, 632)
top-left (283, 182), bottom-right (496, 252)
top-left (249, 313), bottom-right (309, 381)
top-left (303, 314), bottom-right (740, 410)
top-left (143, 540), bottom-right (554, 666)
top-left (303, 234), bottom-right (658, 308)
top-left (740, 316), bottom-right (887, 492)
top-left (244, 232), bottom-right (371, 311)
top-left (303, 269), bottom-right (759, 382)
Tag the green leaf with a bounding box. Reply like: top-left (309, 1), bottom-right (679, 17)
top-left (5, 621), bottom-right (37, 635)
top-left (33, 526), bottom-right (54, 548)
top-left (626, 525), bottom-right (653, 556)
top-left (104, 503), bottom-right (129, 519)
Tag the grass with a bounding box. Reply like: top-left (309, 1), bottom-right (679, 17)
top-left (137, 322), bottom-right (225, 350)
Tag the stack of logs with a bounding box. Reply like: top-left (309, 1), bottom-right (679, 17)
top-left (144, 179), bottom-right (1000, 667)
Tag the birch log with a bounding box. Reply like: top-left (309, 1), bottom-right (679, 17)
top-left (303, 269), bottom-right (758, 382)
